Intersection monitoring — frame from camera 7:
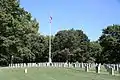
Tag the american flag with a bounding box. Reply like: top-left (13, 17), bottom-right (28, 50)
top-left (49, 16), bottom-right (52, 23)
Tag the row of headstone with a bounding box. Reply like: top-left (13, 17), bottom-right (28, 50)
top-left (49, 63), bottom-right (65, 67)
top-left (44, 62), bottom-right (92, 68)
top-left (84, 64), bottom-right (101, 73)
top-left (8, 63), bottom-right (120, 76)
top-left (104, 64), bottom-right (120, 75)
top-left (106, 64), bottom-right (120, 71)
top-left (9, 63), bottom-right (120, 74)
top-left (9, 62), bottom-right (95, 68)
top-left (9, 63), bottom-right (48, 68)
top-left (84, 63), bottom-right (120, 75)
top-left (71, 63), bottom-right (96, 69)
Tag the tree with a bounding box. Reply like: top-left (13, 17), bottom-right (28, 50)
top-left (53, 29), bottom-right (89, 51)
top-left (30, 34), bottom-right (47, 63)
top-left (52, 29), bottom-right (91, 62)
top-left (88, 41), bottom-right (102, 63)
top-left (52, 48), bottom-right (70, 62)
top-left (0, 0), bottom-right (40, 66)
top-left (99, 24), bottom-right (120, 63)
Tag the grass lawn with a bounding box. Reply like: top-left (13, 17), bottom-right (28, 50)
top-left (0, 67), bottom-right (119, 80)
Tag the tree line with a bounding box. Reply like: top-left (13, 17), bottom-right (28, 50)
top-left (0, 0), bottom-right (120, 66)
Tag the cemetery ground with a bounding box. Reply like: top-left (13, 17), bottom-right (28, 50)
top-left (0, 67), bottom-right (119, 80)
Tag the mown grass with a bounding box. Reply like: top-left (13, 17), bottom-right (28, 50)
top-left (0, 67), bottom-right (119, 80)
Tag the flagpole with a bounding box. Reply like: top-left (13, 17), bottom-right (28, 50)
top-left (49, 16), bottom-right (52, 63)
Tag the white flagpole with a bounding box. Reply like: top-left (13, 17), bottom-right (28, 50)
top-left (49, 16), bottom-right (52, 63)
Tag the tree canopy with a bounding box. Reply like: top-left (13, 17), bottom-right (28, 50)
top-left (99, 24), bottom-right (120, 63)
top-left (52, 29), bottom-right (95, 62)
top-left (0, 0), bottom-right (42, 66)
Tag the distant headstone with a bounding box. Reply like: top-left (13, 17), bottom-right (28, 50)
top-left (113, 64), bottom-right (115, 70)
top-left (35, 63), bottom-right (37, 67)
top-left (60, 63), bottom-right (62, 67)
top-left (17, 63), bottom-right (18, 68)
top-left (18, 63), bottom-right (20, 67)
top-left (88, 63), bottom-right (91, 68)
top-left (72, 63), bottom-right (75, 67)
top-left (28, 63), bottom-right (30, 67)
top-left (115, 64), bottom-right (119, 71)
top-left (63, 63), bottom-right (67, 67)
top-left (81, 63), bottom-right (84, 68)
top-left (75, 61), bottom-right (79, 67)
top-left (75, 63), bottom-right (77, 68)
top-left (109, 68), bottom-right (114, 75)
top-left (68, 63), bottom-right (70, 67)
top-left (106, 65), bottom-right (110, 72)
top-left (15, 64), bottom-right (17, 68)
top-left (96, 64), bottom-right (100, 73)
top-left (9, 64), bottom-right (10, 67)
top-left (85, 64), bottom-right (89, 72)
top-left (24, 63), bottom-right (26, 67)
top-left (21, 63), bottom-right (23, 68)
top-left (38, 63), bottom-right (40, 67)
top-left (54, 63), bottom-right (56, 67)
top-left (10, 64), bottom-right (12, 67)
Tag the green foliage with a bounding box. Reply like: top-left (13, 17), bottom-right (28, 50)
top-left (88, 41), bottom-right (102, 63)
top-left (53, 29), bottom-right (89, 52)
top-left (0, 0), bottom-right (41, 66)
top-left (52, 29), bottom-right (93, 62)
top-left (99, 24), bottom-right (120, 63)
top-left (52, 48), bottom-right (70, 62)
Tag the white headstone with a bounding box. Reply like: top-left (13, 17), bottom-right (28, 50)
top-left (81, 63), bottom-right (84, 68)
top-left (96, 64), bottom-right (100, 73)
top-left (85, 64), bottom-right (89, 72)
top-left (56, 63), bottom-right (58, 67)
top-left (13, 64), bottom-right (14, 67)
top-left (115, 64), bottom-right (119, 71)
top-left (113, 64), bottom-right (115, 70)
top-left (9, 64), bottom-right (10, 67)
top-left (109, 68), bottom-right (114, 75)
top-left (64, 63), bottom-right (68, 67)
top-left (24, 68), bottom-right (27, 73)
top-left (23, 63), bottom-right (26, 67)
top-left (21, 63), bottom-right (23, 68)
top-left (18, 64), bottom-right (20, 68)
top-left (15, 64), bottom-right (17, 68)
top-left (17, 64), bottom-right (18, 68)
top-left (28, 63), bottom-right (29, 67)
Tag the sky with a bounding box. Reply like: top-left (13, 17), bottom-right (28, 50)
top-left (20, 0), bottom-right (120, 41)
